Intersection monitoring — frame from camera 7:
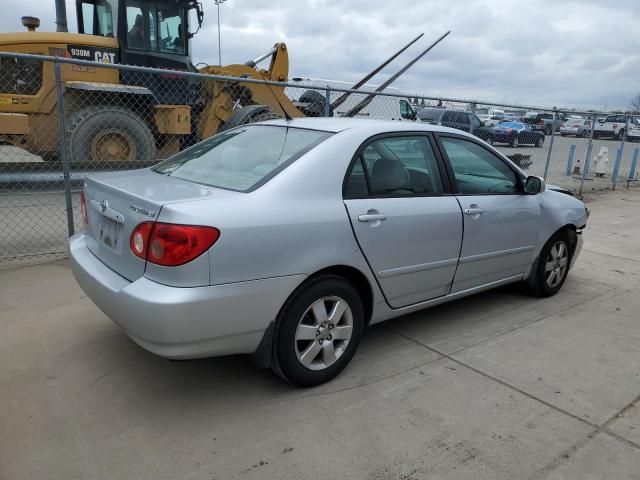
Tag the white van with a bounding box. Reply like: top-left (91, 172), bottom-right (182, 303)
top-left (288, 77), bottom-right (417, 121)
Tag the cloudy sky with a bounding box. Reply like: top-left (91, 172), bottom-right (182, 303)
top-left (2, 0), bottom-right (639, 110)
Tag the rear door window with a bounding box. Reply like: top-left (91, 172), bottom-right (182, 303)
top-left (344, 136), bottom-right (443, 198)
top-left (153, 125), bottom-right (332, 192)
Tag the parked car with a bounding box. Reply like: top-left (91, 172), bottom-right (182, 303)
top-left (560, 118), bottom-right (592, 137)
top-left (418, 108), bottom-right (494, 142)
top-left (69, 118), bottom-right (588, 387)
top-left (523, 112), bottom-right (567, 135)
top-left (593, 114), bottom-right (640, 140)
top-left (489, 121), bottom-right (546, 147)
top-left (482, 114), bottom-right (509, 128)
top-left (288, 78), bottom-right (417, 121)
top-left (628, 118), bottom-right (640, 142)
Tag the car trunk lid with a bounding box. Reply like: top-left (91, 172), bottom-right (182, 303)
top-left (83, 168), bottom-right (238, 281)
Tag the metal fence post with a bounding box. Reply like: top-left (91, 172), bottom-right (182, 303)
top-left (566, 144), bottom-right (576, 176)
top-left (54, 61), bottom-right (74, 237)
top-left (629, 147), bottom-right (639, 184)
top-left (579, 114), bottom-right (597, 198)
top-left (611, 117), bottom-right (629, 191)
top-left (324, 87), bottom-right (331, 117)
top-left (542, 108), bottom-right (558, 180)
top-left (611, 147), bottom-right (623, 190)
top-left (469, 102), bottom-right (476, 134)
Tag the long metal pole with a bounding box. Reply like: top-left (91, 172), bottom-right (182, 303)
top-left (344, 31), bottom-right (451, 117)
top-left (578, 114), bottom-right (597, 198)
top-left (612, 116), bottom-right (630, 191)
top-left (542, 109), bottom-right (557, 180)
top-left (330, 33), bottom-right (424, 110)
top-left (54, 62), bottom-right (74, 237)
top-left (217, 3), bottom-right (222, 66)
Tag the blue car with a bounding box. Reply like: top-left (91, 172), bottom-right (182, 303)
top-left (489, 121), bottom-right (546, 148)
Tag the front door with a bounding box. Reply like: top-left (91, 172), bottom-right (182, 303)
top-left (438, 136), bottom-right (541, 293)
top-left (344, 135), bottom-right (463, 308)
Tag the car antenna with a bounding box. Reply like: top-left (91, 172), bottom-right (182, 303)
top-left (248, 47), bottom-right (293, 121)
top-left (344, 30), bottom-right (451, 117)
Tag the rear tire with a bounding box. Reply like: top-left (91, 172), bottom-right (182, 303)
top-left (544, 125), bottom-right (552, 135)
top-left (218, 105), bottom-right (281, 132)
top-left (67, 106), bottom-right (156, 163)
top-left (271, 275), bottom-right (364, 387)
top-left (536, 136), bottom-right (544, 147)
top-left (510, 136), bottom-right (519, 148)
top-left (617, 129), bottom-right (625, 140)
top-left (298, 90), bottom-right (331, 117)
top-left (523, 230), bottom-right (572, 298)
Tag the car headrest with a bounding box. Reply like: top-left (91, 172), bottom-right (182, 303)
top-left (370, 159), bottom-right (409, 193)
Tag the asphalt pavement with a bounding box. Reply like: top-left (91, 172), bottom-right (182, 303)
top-left (1, 188), bottom-right (639, 479)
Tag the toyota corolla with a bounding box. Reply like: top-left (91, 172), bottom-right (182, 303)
top-left (70, 118), bottom-right (588, 387)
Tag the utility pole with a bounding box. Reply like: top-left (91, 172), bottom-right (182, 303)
top-left (215, 0), bottom-right (227, 65)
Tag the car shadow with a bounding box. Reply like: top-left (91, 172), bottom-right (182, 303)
top-left (78, 283), bottom-right (545, 407)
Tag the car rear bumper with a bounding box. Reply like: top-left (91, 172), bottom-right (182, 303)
top-left (560, 128), bottom-right (584, 135)
top-left (69, 233), bottom-right (305, 359)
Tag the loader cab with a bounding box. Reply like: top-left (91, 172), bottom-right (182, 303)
top-left (77, 0), bottom-right (200, 104)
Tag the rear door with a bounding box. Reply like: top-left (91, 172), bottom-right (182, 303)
top-left (437, 135), bottom-right (541, 293)
top-left (343, 134), bottom-right (462, 308)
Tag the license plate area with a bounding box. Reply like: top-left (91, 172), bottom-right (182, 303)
top-left (99, 216), bottom-right (123, 251)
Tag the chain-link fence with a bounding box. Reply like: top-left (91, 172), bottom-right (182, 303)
top-left (1, 51), bottom-right (639, 266)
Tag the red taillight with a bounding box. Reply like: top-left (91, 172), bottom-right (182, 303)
top-left (130, 222), bottom-right (154, 260)
top-left (80, 190), bottom-right (88, 225)
top-left (130, 222), bottom-right (220, 266)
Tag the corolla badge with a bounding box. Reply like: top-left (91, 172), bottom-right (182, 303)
top-left (129, 204), bottom-right (156, 217)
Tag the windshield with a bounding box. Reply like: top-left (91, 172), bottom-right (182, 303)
top-left (80, 0), bottom-right (116, 37)
top-left (152, 125), bottom-right (333, 192)
top-left (497, 121), bottom-right (523, 128)
top-left (418, 109), bottom-right (444, 121)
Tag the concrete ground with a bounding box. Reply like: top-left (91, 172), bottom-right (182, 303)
top-left (1, 189), bottom-right (639, 480)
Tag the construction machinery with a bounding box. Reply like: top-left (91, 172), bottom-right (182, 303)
top-left (0, 0), bottom-right (448, 163)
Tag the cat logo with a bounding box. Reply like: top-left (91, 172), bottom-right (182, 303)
top-left (95, 51), bottom-right (116, 64)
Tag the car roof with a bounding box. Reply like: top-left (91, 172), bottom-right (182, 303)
top-left (258, 117), bottom-right (477, 137)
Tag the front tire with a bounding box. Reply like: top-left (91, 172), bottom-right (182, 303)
top-left (524, 231), bottom-right (572, 297)
top-left (510, 136), bottom-right (520, 148)
top-left (67, 106), bottom-right (156, 163)
top-left (272, 275), bottom-right (364, 387)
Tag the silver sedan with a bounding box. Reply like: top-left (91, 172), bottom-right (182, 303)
top-left (70, 118), bottom-right (588, 387)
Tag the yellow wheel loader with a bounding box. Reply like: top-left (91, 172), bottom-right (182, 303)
top-left (0, 0), bottom-right (444, 163)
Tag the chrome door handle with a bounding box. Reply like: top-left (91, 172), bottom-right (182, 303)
top-left (464, 208), bottom-right (484, 215)
top-left (358, 213), bottom-right (387, 222)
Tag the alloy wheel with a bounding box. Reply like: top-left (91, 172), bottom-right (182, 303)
top-left (294, 296), bottom-right (354, 371)
top-left (544, 241), bottom-right (569, 288)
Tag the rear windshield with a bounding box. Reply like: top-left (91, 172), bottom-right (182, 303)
top-left (152, 125), bottom-right (332, 192)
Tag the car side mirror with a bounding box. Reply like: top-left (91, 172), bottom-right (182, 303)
top-left (525, 176), bottom-right (545, 194)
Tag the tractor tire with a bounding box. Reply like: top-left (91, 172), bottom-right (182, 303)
top-left (298, 89), bottom-right (331, 117)
top-left (67, 106), bottom-right (156, 163)
top-left (218, 105), bottom-right (281, 132)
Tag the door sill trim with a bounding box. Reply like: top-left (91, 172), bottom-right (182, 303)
top-left (389, 274), bottom-right (524, 313)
